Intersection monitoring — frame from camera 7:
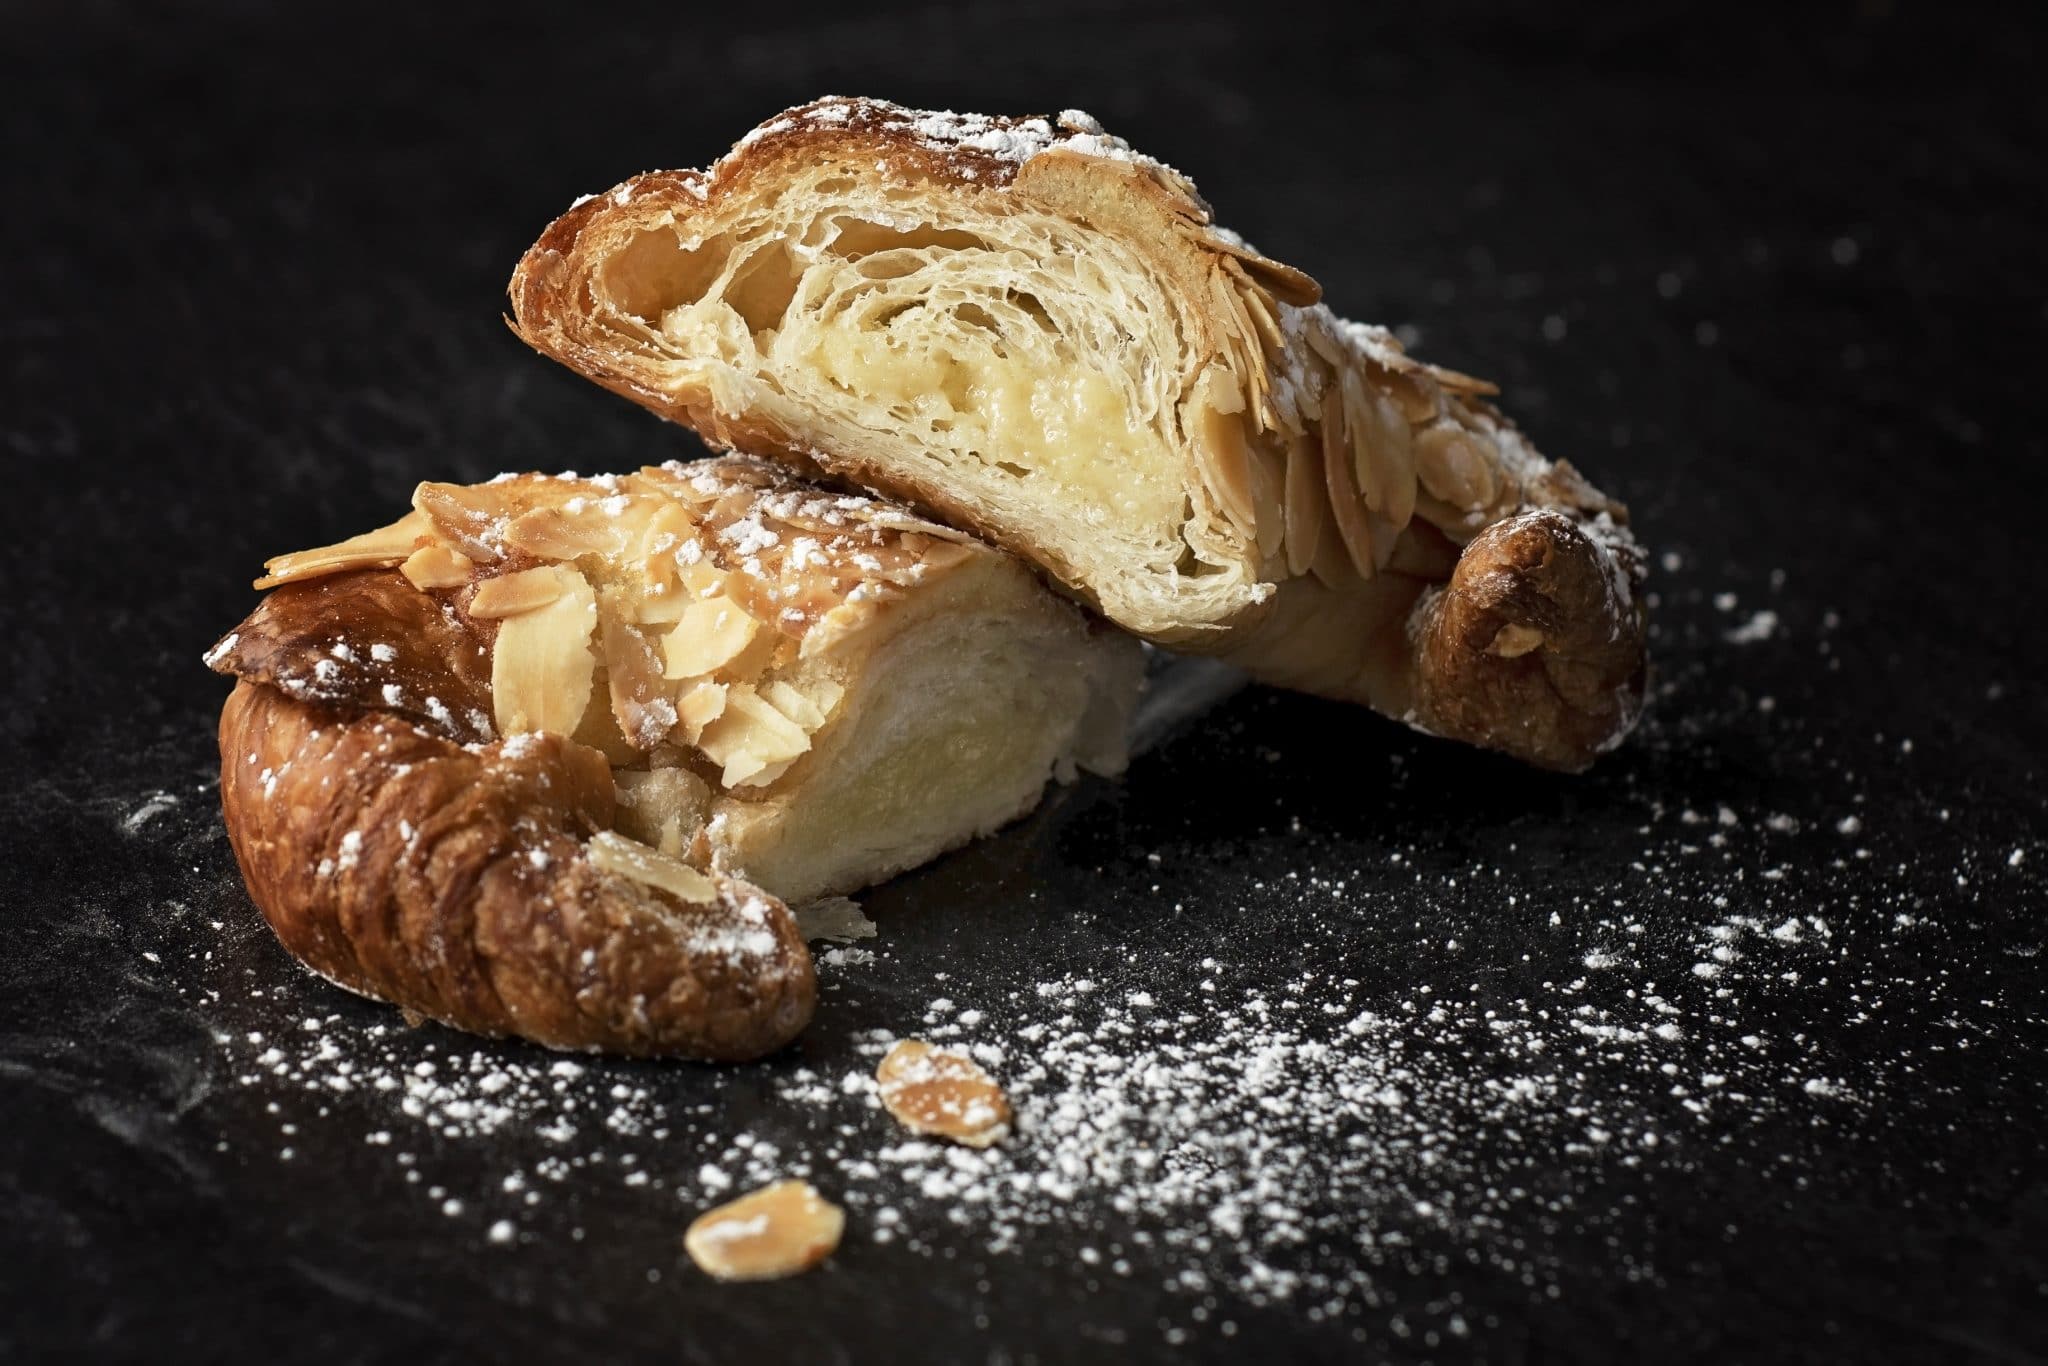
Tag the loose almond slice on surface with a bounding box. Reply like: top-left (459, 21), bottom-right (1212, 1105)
top-left (875, 1039), bottom-right (1013, 1148)
top-left (684, 1180), bottom-right (844, 1282)
top-left (254, 510), bottom-right (429, 589)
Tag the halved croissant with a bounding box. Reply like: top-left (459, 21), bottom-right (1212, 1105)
top-left (508, 97), bottom-right (1648, 770)
top-left (209, 457), bottom-right (1142, 1056)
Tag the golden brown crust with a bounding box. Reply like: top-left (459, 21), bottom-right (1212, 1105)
top-left (218, 680), bottom-right (814, 1060)
top-left (211, 569), bottom-right (497, 743)
top-left (503, 97), bottom-right (1650, 771)
top-left (1409, 511), bottom-right (1646, 770)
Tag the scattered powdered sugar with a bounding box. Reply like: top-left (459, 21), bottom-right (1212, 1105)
top-left (723, 97), bottom-right (1172, 185)
top-left (144, 557), bottom-right (2038, 1348)
top-left (1724, 609), bottom-right (1780, 644)
top-left (121, 790), bottom-right (181, 834)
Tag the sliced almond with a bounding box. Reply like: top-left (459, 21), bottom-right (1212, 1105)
top-left (413, 481), bottom-right (512, 560)
top-left (674, 680), bottom-right (729, 745)
top-left (503, 504), bottom-right (617, 561)
top-left (470, 566), bottom-right (569, 618)
top-left (759, 677), bottom-right (843, 733)
top-left (1420, 360), bottom-right (1500, 396)
top-left (799, 599), bottom-right (879, 659)
top-left (1354, 380), bottom-right (1417, 531)
top-left (875, 1039), bottom-right (1013, 1148)
top-left (601, 611), bottom-right (678, 750)
top-left (661, 596), bottom-right (762, 680)
top-left (1189, 367), bottom-right (1257, 538)
top-left (684, 1180), bottom-right (843, 1283)
top-left (1248, 432), bottom-right (1287, 564)
top-left (696, 684), bottom-right (811, 789)
top-left (696, 684), bottom-right (806, 790)
top-left (1376, 366), bottom-right (1441, 426)
top-left (1234, 272), bottom-right (1289, 359)
top-left (1201, 230), bottom-right (1322, 307)
top-left (490, 565), bottom-right (597, 737)
top-left (399, 542), bottom-right (474, 590)
top-left (1489, 623), bottom-right (1546, 658)
top-left (1415, 421), bottom-right (1498, 512)
top-left (587, 829), bottom-right (716, 904)
top-left (254, 510), bottom-right (429, 589)
top-left (760, 679), bottom-right (830, 733)
top-left (1319, 386), bottom-right (1376, 579)
top-left (1281, 431), bottom-right (1326, 577)
top-left (571, 670), bottom-right (639, 766)
top-left (636, 501), bottom-right (702, 605)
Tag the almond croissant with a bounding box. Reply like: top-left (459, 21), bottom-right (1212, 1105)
top-left (208, 457), bottom-right (1141, 1057)
top-left (509, 97), bottom-right (1648, 770)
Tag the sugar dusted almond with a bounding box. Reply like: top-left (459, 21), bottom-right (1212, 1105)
top-left (661, 596), bottom-right (761, 680)
top-left (636, 501), bottom-right (700, 603)
top-left (254, 510), bottom-right (429, 589)
top-left (413, 481), bottom-right (513, 560)
top-left (684, 1180), bottom-right (843, 1283)
top-left (490, 565), bottom-right (597, 737)
top-left (601, 611), bottom-right (679, 751)
top-left (470, 566), bottom-right (569, 619)
top-left (587, 829), bottom-right (716, 903)
top-left (399, 542), bottom-right (474, 591)
top-left (876, 1039), bottom-right (1013, 1148)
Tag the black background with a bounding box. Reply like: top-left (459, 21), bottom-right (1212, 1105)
top-left (5, 2), bottom-right (2046, 1362)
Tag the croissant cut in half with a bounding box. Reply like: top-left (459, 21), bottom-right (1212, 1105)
top-left (510, 97), bottom-right (1650, 770)
top-left (208, 457), bottom-right (1142, 1058)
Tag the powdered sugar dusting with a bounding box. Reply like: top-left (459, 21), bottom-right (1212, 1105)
top-left (134, 556), bottom-right (2042, 1349)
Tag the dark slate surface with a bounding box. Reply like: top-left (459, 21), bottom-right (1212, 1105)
top-left (5, 4), bottom-right (2045, 1362)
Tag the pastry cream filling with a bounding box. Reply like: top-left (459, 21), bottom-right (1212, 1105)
top-left (786, 314), bottom-right (1182, 534)
top-left (645, 213), bottom-right (1190, 574)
